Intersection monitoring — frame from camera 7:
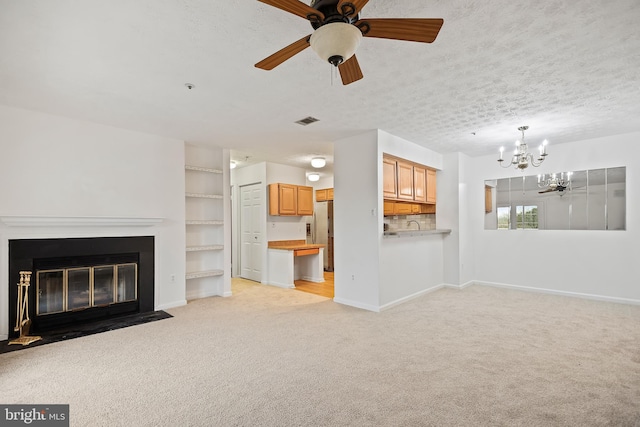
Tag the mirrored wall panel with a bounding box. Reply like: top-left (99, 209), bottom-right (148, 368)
top-left (484, 167), bottom-right (625, 230)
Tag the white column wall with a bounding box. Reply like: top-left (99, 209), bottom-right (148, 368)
top-left (0, 105), bottom-right (186, 339)
top-left (440, 153), bottom-right (461, 285)
top-left (471, 131), bottom-right (639, 303)
top-left (333, 131), bottom-right (381, 310)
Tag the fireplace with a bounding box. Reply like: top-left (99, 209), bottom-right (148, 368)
top-left (8, 236), bottom-right (154, 337)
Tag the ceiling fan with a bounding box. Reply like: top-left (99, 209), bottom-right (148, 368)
top-left (255, 0), bottom-right (444, 85)
top-left (538, 184), bottom-right (568, 195)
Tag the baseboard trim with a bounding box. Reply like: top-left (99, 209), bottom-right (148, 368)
top-left (267, 281), bottom-right (295, 289)
top-left (300, 275), bottom-right (324, 283)
top-left (474, 281), bottom-right (640, 306)
top-left (443, 280), bottom-right (474, 290)
top-left (185, 290), bottom-right (224, 300)
top-left (333, 297), bottom-right (381, 312)
top-left (156, 299), bottom-right (187, 310)
top-left (379, 284), bottom-right (445, 311)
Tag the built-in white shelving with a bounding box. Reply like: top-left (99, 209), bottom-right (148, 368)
top-left (185, 220), bottom-right (224, 225)
top-left (184, 147), bottom-right (228, 299)
top-left (186, 245), bottom-right (224, 252)
top-left (185, 269), bottom-right (224, 280)
top-left (185, 193), bottom-right (223, 199)
top-left (185, 165), bottom-right (223, 174)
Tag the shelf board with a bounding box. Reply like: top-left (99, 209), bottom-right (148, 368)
top-left (186, 245), bottom-right (224, 252)
top-left (186, 269), bottom-right (224, 280)
top-left (185, 165), bottom-right (223, 174)
top-left (185, 193), bottom-right (223, 199)
top-left (185, 220), bottom-right (223, 225)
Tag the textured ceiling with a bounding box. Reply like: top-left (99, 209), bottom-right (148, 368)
top-left (1, 0), bottom-right (639, 178)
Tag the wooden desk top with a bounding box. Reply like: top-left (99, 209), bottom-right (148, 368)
top-left (268, 240), bottom-right (325, 251)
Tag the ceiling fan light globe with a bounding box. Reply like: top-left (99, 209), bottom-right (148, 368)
top-left (310, 22), bottom-right (362, 65)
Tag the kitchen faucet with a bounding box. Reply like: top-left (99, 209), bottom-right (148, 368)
top-left (407, 220), bottom-right (421, 230)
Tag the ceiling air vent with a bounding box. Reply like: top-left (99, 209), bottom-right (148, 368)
top-left (295, 116), bottom-right (319, 126)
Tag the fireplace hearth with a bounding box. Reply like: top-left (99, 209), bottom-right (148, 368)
top-left (8, 236), bottom-right (154, 337)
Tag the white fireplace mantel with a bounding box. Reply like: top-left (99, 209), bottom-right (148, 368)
top-left (0, 216), bottom-right (164, 228)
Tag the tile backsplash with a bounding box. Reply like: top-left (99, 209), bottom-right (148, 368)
top-left (385, 214), bottom-right (436, 232)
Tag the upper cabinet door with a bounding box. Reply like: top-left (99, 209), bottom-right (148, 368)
top-left (413, 166), bottom-right (427, 203)
top-left (426, 169), bottom-right (437, 204)
top-left (382, 157), bottom-right (398, 198)
top-left (316, 189), bottom-right (327, 202)
top-left (279, 184), bottom-right (298, 215)
top-left (397, 160), bottom-right (414, 200)
top-left (297, 186), bottom-right (314, 216)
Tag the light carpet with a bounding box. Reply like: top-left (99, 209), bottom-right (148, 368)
top-left (1, 279), bottom-right (639, 426)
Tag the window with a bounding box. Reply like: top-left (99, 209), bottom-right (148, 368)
top-left (497, 206), bottom-right (510, 229)
top-left (516, 205), bottom-right (538, 229)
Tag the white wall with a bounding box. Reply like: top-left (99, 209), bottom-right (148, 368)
top-left (0, 105), bottom-right (186, 339)
top-left (333, 131), bottom-right (381, 310)
top-left (471, 131), bottom-right (639, 303)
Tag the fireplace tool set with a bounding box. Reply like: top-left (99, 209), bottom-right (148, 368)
top-left (9, 271), bottom-right (42, 346)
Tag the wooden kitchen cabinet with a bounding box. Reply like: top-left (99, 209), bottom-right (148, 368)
top-left (384, 200), bottom-right (395, 215)
top-left (397, 160), bottom-right (414, 200)
top-left (297, 185), bottom-right (314, 215)
top-left (270, 183), bottom-right (297, 215)
top-left (382, 154), bottom-right (438, 216)
top-left (270, 183), bottom-right (314, 216)
top-left (316, 188), bottom-right (334, 202)
top-left (413, 166), bottom-right (427, 203)
top-left (383, 157), bottom-right (398, 198)
top-left (426, 168), bottom-right (437, 204)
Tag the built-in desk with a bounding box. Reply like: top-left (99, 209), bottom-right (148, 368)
top-left (267, 240), bottom-right (325, 288)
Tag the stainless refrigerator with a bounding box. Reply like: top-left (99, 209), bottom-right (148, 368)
top-left (309, 200), bottom-right (334, 271)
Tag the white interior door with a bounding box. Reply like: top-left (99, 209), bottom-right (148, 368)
top-left (240, 183), bottom-right (262, 282)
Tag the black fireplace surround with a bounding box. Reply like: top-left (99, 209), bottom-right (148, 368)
top-left (8, 236), bottom-right (154, 337)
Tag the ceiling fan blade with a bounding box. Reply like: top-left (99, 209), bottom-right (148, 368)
top-left (258, 0), bottom-right (324, 21)
top-left (338, 54), bottom-right (363, 85)
top-left (255, 35), bottom-right (311, 70)
top-left (538, 188), bottom-right (554, 194)
top-left (359, 18), bottom-right (444, 43)
top-left (337, 0), bottom-right (369, 17)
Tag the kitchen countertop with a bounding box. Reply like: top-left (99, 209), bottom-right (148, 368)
top-left (383, 229), bottom-right (451, 238)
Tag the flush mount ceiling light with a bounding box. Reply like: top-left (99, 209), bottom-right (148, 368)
top-left (498, 126), bottom-right (548, 170)
top-left (230, 161), bottom-right (237, 169)
top-left (307, 173), bottom-right (320, 182)
top-left (310, 157), bottom-right (326, 168)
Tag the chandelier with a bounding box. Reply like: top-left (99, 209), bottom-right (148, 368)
top-left (498, 126), bottom-right (548, 169)
top-left (538, 172), bottom-right (571, 193)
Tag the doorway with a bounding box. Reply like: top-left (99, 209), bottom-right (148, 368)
top-left (240, 183), bottom-right (262, 282)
